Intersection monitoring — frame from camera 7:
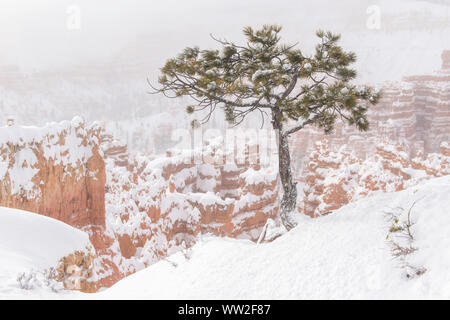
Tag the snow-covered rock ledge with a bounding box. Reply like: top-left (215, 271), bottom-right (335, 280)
top-left (0, 117), bottom-right (106, 228)
top-left (0, 207), bottom-right (96, 298)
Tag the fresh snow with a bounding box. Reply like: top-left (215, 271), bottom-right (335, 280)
top-left (240, 167), bottom-right (277, 185)
top-left (0, 207), bottom-right (92, 299)
top-left (0, 118), bottom-right (100, 199)
top-left (1, 176), bottom-right (449, 299)
top-left (96, 175), bottom-right (450, 299)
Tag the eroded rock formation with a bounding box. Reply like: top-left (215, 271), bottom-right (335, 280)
top-left (95, 134), bottom-right (279, 287)
top-left (0, 117), bottom-right (105, 228)
top-left (290, 50), bottom-right (450, 169)
top-left (300, 140), bottom-right (449, 217)
top-left (55, 247), bottom-right (97, 293)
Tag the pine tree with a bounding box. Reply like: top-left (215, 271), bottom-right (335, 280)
top-left (150, 25), bottom-right (381, 231)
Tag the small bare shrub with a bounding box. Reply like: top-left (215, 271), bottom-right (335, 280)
top-left (384, 199), bottom-right (427, 279)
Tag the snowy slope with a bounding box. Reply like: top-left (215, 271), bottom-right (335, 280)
top-left (0, 207), bottom-right (92, 299)
top-left (98, 176), bottom-right (450, 299)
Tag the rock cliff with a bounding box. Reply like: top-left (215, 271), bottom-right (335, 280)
top-left (290, 50), bottom-right (450, 169)
top-left (0, 117), bottom-right (105, 228)
top-left (95, 134), bottom-right (279, 287)
top-left (300, 140), bottom-right (449, 217)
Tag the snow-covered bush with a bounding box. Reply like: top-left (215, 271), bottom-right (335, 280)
top-left (16, 268), bottom-right (64, 292)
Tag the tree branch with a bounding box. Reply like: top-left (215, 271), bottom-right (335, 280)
top-left (282, 114), bottom-right (320, 137)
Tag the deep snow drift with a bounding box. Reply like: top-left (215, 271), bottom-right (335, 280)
top-left (1, 176), bottom-right (449, 299)
top-left (97, 175), bottom-right (450, 299)
top-left (0, 207), bottom-right (92, 299)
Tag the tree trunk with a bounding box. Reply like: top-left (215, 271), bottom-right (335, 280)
top-left (272, 109), bottom-right (298, 231)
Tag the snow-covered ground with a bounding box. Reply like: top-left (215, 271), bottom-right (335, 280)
top-left (0, 207), bottom-right (91, 299)
top-left (96, 175), bottom-right (450, 299)
top-left (1, 175), bottom-right (449, 299)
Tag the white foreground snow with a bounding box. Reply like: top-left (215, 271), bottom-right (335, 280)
top-left (0, 207), bottom-right (91, 299)
top-left (1, 176), bottom-right (449, 299)
top-left (97, 176), bottom-right (450, 299)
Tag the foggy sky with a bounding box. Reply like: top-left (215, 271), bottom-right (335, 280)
top-left (1, 0), bottom-right (449, 73)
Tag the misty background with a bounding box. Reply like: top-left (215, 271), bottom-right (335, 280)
top-left (0, 0), bottom-right (449, 152)
top-left (1, 0), bottom-right (449, 72)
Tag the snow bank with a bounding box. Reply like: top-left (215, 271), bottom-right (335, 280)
top-left (98, 176), bottom-right (450, 299)
top-left (0, 207), bottom-right (91, 299)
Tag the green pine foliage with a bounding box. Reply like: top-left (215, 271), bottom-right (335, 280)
top-left (151, 25), bottom-right (381, 230)
top-left (153, 24), bottom-right (380, 133)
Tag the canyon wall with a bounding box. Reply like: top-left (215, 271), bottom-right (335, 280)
top-left (0, 118), bottom-right (104, 292)
top-left (0, 120), bottom-right (278, 289)
top-left (299, 139), bottom-right (449, 217)
top-left (95, 133), bottom-right (279, 287)
top-left (290, 50), bottom-right (450, 171)
top-left (0, 117), bottom-right (105, 228)
top-left (290, 51), bottom-right (449, 217)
